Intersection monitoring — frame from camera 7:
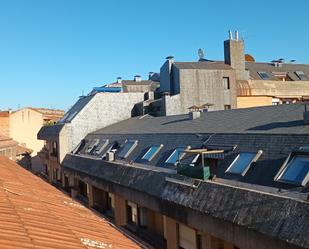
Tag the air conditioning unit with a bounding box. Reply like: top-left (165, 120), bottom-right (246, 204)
top-left (106, 151), bottom-right (115, 162)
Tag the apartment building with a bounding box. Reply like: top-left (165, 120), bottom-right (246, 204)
top-left (38, 77), bottom-right (158, 182)
top-left (41, 103), bottom-right (309, 249)
top-left (155, 31), bottom-right (309, 115)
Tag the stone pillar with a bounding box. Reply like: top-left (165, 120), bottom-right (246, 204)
top-left (165, 216), bottom-right (178, 249)
top-left (114, 194), bottom-right (127, 227)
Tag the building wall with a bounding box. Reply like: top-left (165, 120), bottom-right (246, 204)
top-left (163, 69), bottom-right (237, 115)
top-left (65, 92), bottom-right (145, 158)
top-left (0, 114), bottom-right (10, 137)
top-left (237, 96), bottom-right (273, 108)
top-left (9, 108), bottom-right (44, 156)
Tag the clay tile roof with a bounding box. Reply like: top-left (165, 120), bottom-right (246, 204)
top-left (0, 156), bottom-right (141, 249)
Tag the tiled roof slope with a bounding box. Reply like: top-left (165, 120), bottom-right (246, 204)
top-left (0, 156), bottom-right (141, 249)
top-left (93, 103), bottom-right (309, 135)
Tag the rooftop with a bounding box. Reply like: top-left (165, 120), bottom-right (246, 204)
top-left (0, 156), bottom-right (141, 249)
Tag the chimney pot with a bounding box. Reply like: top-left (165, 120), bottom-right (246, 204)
top-left (228, 30), bottom-right (233, 40)
top-left (134, 75), bottom-right (141, 82)
top-left (235, 31), bottom-right (239, 41)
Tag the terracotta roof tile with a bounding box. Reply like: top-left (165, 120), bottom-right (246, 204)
top-left (0, 156), bottom-right (141, 249)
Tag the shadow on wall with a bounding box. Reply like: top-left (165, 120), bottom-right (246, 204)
top-left (247, 120), bottom-right (304, 131)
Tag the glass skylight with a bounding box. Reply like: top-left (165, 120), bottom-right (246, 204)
top-left (165, 147), bottom-right (185, 165)
top-left (226, 152), bottom-right (259, 176)
top-left (93, 139), bottom-right (109, 155)
top-left (258, 72), bottom-right (270, 80)
top-left (277, 155), bottom-right (309, 186)
top-left (85, 139), bottom-right (99, 154)
top-left (295, 71), bottom-right (308, 81)
top-left (142, 145), bottom-right (162, 161)
top-left (118, 140), bottom-right (138, 159)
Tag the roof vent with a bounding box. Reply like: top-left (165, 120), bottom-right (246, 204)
top-left (134, 75), bottom-right (141, 82)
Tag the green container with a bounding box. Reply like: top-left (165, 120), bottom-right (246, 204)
top-left (177, 164), bottom-right (210, 180)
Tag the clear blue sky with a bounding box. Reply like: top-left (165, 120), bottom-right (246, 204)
top-left (0, 0), bottom-right (308, 111)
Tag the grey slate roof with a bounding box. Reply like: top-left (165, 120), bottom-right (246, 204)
top-left (62, 154), bottom-right (309, 249)
top-left (92, 103), bottom-right (309, 135)
top-left (245, 62), bottom-right (309, 81)
top-left (174, 61), bottom-right (233, 70)
top-left (37, 124), bottom-right (64, 140)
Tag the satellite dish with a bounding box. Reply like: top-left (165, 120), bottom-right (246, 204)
top-left (198, 48), bottom-right (205, 61)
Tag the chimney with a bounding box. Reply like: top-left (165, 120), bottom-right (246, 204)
top-left (224, 30), bottom-right (247, 81)
top-left (189, 110), bottom-right (201, 120)
top-left (117, 77), bottom-right (122, 83)
top-left (134, 75), bottom-right (141, 82)
top-left (166, 56), bottom-right (174, 63)
top-left (148, 72), bottom-right (154, 80)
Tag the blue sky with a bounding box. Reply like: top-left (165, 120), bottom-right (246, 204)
top-left (0, 0), bottom-right (308, 111)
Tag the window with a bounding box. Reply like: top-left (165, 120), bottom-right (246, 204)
top-left (107, 193), bottom-right (115, 211)
top-left (223, 77), bottom-right (230, 90)
top-left (85, 139), bottom-right (99, 154)
top-left (273, 72), bottom-right (291, 81)
top-left (258, 72), bottom-right (270, 80)
top-left (93, 139), bottom-right (109, 155)
top-left (224, 105), bottom-right (231, 110)
top-left (226, 151), bottom-right (262, 176)
top-left (295, 71), bottom-right (309, 81)
top-left (0, 149), bottom-right (5, 156)
top-left (51, 141), bottom-right (58, 156)
top-left (118, 140), bottom-right (138, 159)
top-left (165, 147), bottom-right (186, 165)
top-left (127, 201), bottom-right (138, 225)
top-left (141, 145), bottom-right (163, 161)
top-left (276, 155), bottom-right (309, 186)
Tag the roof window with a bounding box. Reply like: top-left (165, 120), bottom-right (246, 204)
top-left (85, 139), bottom-right (100, 154)
top-left (142, 145), bottom-right (163, 161)
top-left (225, 151), bottom-right (263, 176)
top-left (165, 147), bottom-right (186, 165)
top-left (295, 71), bottom-right (309, 81)
top-left (118, 140), bottom-right (138, 159)
top-left (93, 139), bottom-right (109, 155)
top-left (276, 155), bottom-right (309, 186)
top-left (258, 72), bottom-right (270, 80)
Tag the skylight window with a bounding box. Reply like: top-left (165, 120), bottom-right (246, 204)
top-left (295, 71), bottom-right (309, 81)
top-left (142, 145), bottom-right (163, 161)
top-left (258, 72), bottom-right (270, 80)
top-left (85, 139), bottom-right (100, 154)
top-left (93, 139), bottom-right (109, 155)
top-left (165, 147), bottom-right (186, 165)
top-left (225, 151), bottom-right (262, 176)
top-left (118, 140), bottom-right (138, 159)
top-left (276, 155), bottom-right (309, 186)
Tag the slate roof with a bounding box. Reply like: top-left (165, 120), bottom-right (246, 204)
top-left (92, 103), bottom-right (309, 135)
top-left (245, 62), bottom-right (309, 81)
top-left (174, 61), bottom-right (233, 70)
top-left (0, 156), bottom-right (141, 249)
top-left (62, 154), bottom-right (309, 249)
top-left (37, 123), bottom-right (64, 140)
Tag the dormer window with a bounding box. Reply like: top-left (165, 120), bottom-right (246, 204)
top-left (93, 139), bottom-right (109, 155)
top-left (272, 72), bottom-right (292, 81)
top-left (225, 151), bottom-right (263, 176)
top-left (85, 139), bottom-right (99, 154)
top-left (258, 72), bottom-right (270, 80)
top-left (275, 154), bottom-right (309, 186)
top-left (295, 71), bottom-right (309, 81)
top-left (118, 140), bottom-right (138, 159)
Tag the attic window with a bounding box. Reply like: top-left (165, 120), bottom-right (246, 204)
top-left (142, 145), bottom-right (163, 161)
top-left (295, 71), bottom-right (308, 81)
top-left (225, 151), bottom-right (262, 176)
top-left (276, 155), bottom-right (309, 186)
top-left (93, 139), bottom-right (109, 155)
top-left (165, 147), bottom-right (186, 165)
top-left (85, 139), bottom-right (100, 154)
top-left (272, 72), bottom-right (292, 81)
top-left (258, 72), bottom-right (270, 80)
top-left (118, 140), bottom-right (138, 159)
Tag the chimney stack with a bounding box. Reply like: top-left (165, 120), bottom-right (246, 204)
top-left (134, 75), bottom-right (142, 82)
top-left (117, 77), bottom-right (122, 84)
